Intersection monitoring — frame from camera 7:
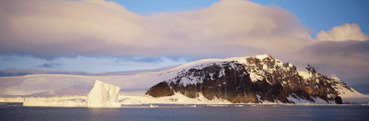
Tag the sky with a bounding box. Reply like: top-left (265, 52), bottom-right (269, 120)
top-left (0, 0), bottom-right (368, 93)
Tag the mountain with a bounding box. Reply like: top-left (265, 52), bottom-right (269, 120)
top-left (146, 54), bottom-right (364, 104)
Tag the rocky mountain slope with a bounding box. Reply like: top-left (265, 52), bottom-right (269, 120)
top-left (146, 54), bottom-right (359, 104)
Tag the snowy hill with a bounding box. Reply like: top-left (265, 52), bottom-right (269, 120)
top-left (0, 54), bottom-right (368, 106)
top-left (147, 54), bottom-right (369, 104)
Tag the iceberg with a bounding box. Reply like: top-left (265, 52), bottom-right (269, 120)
top-left (86, 80), bottom-right (121, 108)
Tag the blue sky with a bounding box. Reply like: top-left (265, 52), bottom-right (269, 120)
top-left (111, 0), bottom-right (219, 15)
top-left (0, 0), bottom-right (369, 93)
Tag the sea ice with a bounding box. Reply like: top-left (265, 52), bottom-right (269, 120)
top-left (86, 80), bottom-right (121, 108)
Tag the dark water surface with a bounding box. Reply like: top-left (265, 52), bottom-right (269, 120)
top-left (0, 104), bottom-right (368, 121)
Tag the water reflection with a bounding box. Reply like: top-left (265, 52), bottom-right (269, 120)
top-left (87, 108), bottom-right (122, 121)
top-left (0, 105), bottom-right (368, 121)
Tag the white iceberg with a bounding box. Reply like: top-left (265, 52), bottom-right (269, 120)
top-left (86, 80), bottom-right (121, 108)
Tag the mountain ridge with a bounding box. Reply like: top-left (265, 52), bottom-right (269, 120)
top-left (146, 54), bottom-right (361, 104)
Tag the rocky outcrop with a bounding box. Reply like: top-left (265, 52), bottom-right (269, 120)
top-left (146, 82), bottom-right (174, 97)
top-left (146, 55), bottom-right (352, 104)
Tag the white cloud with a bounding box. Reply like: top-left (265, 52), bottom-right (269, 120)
top-left (0, 0), bottom-right (312, 59)
top-left (316, 23), bottom-right (369, 41)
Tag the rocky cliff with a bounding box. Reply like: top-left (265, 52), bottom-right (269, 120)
top-left (146, 54), bottom-right (355, 104)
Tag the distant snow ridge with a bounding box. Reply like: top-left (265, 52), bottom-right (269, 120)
top-left (86, 80), bottom-right (121, 108)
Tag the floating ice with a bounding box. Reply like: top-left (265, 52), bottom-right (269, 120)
top-left (86, 80), bottom-right (121, 108)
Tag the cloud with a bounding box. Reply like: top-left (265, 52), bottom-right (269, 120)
top-left (291, 40), bottom-right (369, 87)
top-left (302, 40), bottom-right (368, 70)
top-left (0, 67), bottom-right (88, 76)
top-left (0, 0), bottom-right (311, 59)
top-left (307, 23), bottom-right (369, 86)
top-left (316, 23), bottom-right (369, 41)
top-left (38, 63), bottom-right (62, 68)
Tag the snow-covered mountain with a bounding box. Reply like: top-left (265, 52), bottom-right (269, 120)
top-left (146, 54), bottom-right (368, 104)
top-left (0, 54), bottom-right (368, 106)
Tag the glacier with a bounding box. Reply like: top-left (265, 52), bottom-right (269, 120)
top-left (4, 80), bottom-right (122, 108)
top-left (86, 80), bottom-right (121, 108)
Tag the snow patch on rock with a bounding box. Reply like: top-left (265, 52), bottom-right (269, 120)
top-left (249, 72), bottom-right (263, 82)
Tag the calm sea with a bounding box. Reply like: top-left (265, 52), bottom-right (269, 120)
top-left (0, 104), bottom-right (368, 121)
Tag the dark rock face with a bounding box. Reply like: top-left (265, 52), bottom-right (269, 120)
top-left (146, 55), bottom-right (352, 104)
top-left (146, 82), bottom-right (174, 97)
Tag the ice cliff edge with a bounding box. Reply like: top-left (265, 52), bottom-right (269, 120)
top-left (86, 80), bottom-right (121, 108)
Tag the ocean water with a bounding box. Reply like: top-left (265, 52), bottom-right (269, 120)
top-left (0, 104), bottom-right (368, 121)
